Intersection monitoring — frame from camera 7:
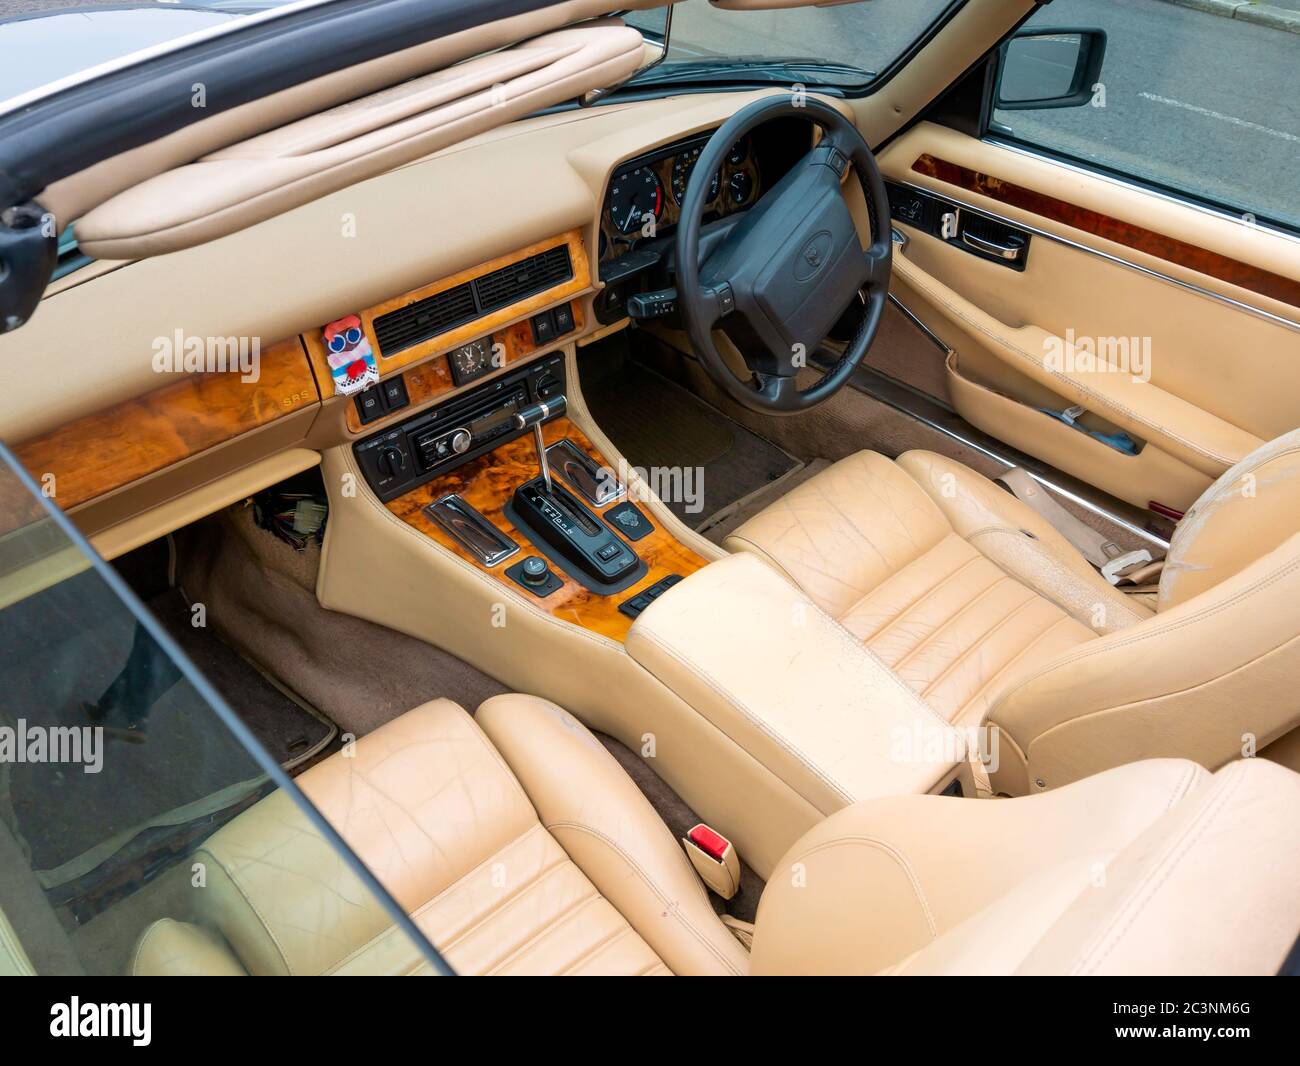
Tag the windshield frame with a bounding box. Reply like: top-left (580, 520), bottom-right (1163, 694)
top-left (621, 0), bottom-right (970, 97)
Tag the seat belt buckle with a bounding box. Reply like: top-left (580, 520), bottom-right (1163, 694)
top-left (1100, 548), bottom-right (1153, 585)
top-left (683, 824), bottom-right (740, 900)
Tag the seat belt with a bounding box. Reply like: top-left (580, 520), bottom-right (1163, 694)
top-left (995, 468), bottom-right (1159, 585)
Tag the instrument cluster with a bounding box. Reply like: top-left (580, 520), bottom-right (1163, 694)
top-left (599, 131), bottom-right (761, 261)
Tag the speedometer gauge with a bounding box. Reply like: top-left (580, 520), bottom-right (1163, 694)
top-left (671, 146), bottom-right (721, 205)
top-left (609, 166), bottom-right (663, 234)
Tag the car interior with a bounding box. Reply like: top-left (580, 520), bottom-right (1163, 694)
top-left (0, 0), bottom-right (1297, 977)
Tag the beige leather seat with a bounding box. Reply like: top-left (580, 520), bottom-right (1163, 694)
top-left (131, 694), bottom-right (1300, 976)
top-left (725, 430), bottom-right (1300, 794)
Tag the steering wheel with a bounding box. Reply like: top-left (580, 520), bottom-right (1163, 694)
top-left (675, 96), bottom-right (893, 414)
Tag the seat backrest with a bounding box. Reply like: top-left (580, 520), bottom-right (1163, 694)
top-left (1159, 427), bottom-right (1300, 611)
top-left (750, 757), bottom-right (1300, 976)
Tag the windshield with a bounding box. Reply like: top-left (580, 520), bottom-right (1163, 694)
top-left (626, 0), bottom-right (961, 88)
top-left (0, 0), bottom-right (306, 108)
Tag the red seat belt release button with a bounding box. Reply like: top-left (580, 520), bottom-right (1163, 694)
top-left (688, 824), bottom-right (729, 861)
top-left (684, 823), bottom-right (740, 900)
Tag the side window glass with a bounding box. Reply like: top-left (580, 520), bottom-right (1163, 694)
top-left (0, 451), bottom-right (440, 976)
top-left (989, 2), bottom-right (1300, 230)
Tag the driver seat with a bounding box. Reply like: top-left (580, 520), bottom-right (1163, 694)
top-left (724, 431), bottom-right (1300, 794)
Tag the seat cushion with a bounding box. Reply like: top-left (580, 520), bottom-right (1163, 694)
top-left (133, 697), bottom-right (747, 976)
top-left (750, 757), bottom-right (1210, 976)
top-left (725, 450), bottom-right (1118, 726)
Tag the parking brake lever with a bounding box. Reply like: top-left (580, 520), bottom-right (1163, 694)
top-left (514, 394), bottom-right (567, 493)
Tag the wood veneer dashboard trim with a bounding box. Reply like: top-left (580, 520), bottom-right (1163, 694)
top-left (911, 154), bottom-right (1300, 310)
top-left (301, 228), bottom-right (593, 406)
top-left (336, 303), bottom-right (585, 436)
top-left (386, 417), bottom-right (708, 642)
top-left (11, 338), bottom-right (319, 514)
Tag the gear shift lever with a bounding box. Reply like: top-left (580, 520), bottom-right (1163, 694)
top-left (514, 394), bottom-right (567, 492)
top-left (506, 391), bottom-right (641, 590)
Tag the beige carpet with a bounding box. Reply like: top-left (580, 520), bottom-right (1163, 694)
top-left (174, 505), bottom-right (507, 740)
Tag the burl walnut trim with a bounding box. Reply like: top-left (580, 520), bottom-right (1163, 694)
top-left (386, 418), bottom-right (709, 641)
top-left (911, 154), bottom-right (1300, 309)
top-left (336, 304), bottom-right (584, 435)
top-left (13, 338), bottom-right (319, 512)
top-left (302, 229), bottom-right (592, 405)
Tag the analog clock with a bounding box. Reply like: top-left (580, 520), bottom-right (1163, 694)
top-left (448, 336), bottom-right (495, 385)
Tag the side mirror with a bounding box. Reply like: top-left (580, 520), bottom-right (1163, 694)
top-left (994, 28), bottom-right (1106, 111)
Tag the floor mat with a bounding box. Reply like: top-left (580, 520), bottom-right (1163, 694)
top-left (0, 570), bottom-right (272, 881)
top-left (174, 504), bottom-right (508, 739)
top-left (143, 588), bottom-right (334, 770)
top-left (699, 458), bottom-right (831, 546)
top-left (580, 348), bottom-right (800, 529)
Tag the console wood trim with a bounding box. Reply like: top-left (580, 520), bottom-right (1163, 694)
top-left (911, 154), bottom-right (1300, 309)
top-left (386, 417), bottom-right (708, 641)
top-left (302, 229), bottom-right (592, 398)
top-left (12, 338), bottom-right (319, 512)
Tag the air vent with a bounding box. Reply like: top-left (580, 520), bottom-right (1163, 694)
top-left (372, 244), bottom-right (575, 357)
top-left (373, 282), bottom-right (477, 356)
top-left (474, 244), bottom-right (573, 313)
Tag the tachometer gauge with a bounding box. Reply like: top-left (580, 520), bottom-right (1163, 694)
top-left (671, 146), bottom-right (721, 205)
top-left (609, 166), bottom-right (664, 234)
top-left (728, 170), bottom-right (754, 206)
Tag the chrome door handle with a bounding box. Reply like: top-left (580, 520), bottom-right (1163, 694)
top-left (962, 231), bottom-right (1025, 262)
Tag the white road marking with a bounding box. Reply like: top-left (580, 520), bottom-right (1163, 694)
top-left (1138, 92), bottom-right (1300, 144)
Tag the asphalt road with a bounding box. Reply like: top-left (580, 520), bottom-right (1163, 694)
top-left (657, 0), bottom-right (1300, 228)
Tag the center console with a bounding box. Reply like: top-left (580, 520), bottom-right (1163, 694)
top-left (624, 551), bottom-right (972, 810)
top-left (365, 353), bottom-right (708, 633)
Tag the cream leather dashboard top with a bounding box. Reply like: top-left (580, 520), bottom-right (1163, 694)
top-left (0, 89), bottom-right (815, 447)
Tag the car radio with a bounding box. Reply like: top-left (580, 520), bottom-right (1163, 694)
top-left (354, 353), bottom-right (564, 501)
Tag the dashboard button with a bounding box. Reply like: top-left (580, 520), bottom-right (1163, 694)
top-left (531, 311), bottom-right (556, 345)
top-left (553, 303), bottom-right (575, 334)
top-left (380, 375), bottom-right (409, 412)
top-left (355, 388), bottom-right (384, 424)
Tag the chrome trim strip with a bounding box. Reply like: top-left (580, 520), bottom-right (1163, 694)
top-left (985, 138), bottom-right (1300, 247)
top-left (887, 292), bottom-right (953, 356)
top-left (545, 439), bottom-right (626, 507)
top-left (890, 177), bottom-right (1300, 333)
top-left (426, 493), bottom-right (519, 567)
top-left (833, 363), bottom-right (1173, 551)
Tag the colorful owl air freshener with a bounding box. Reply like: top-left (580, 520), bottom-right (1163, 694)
top-left (322, 314), bottom-right (379, 396)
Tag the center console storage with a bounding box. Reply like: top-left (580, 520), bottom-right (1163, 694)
top-left (625, 552), bottom-right (970, 814)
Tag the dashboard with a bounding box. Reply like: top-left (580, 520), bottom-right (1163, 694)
top-left (598, 117), bottom-right (813, 266)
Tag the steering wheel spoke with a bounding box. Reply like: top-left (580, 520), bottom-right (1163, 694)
top-left (675, 97), bottom-right (892, 415)
top-left (863, 243), bottom-right (892, 289)
top-left (752, 371), bottom-right (800, 411)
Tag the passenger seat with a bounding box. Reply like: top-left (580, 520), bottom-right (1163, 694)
top-left (132, 696), bottom-right (1300, 976)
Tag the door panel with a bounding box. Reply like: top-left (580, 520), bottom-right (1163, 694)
top-left (876, 121), bottom-right (1300, 510)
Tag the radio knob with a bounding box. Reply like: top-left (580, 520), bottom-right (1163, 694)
top-left (534, 373), bottom-right (561, 400)
top-left (378, 447), bottom-right (406, 478)
top-left (450, 429), bottom-right (472, 454)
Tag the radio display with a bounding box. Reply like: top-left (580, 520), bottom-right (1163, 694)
top-left (469, 397), bottom-right (520, 439)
